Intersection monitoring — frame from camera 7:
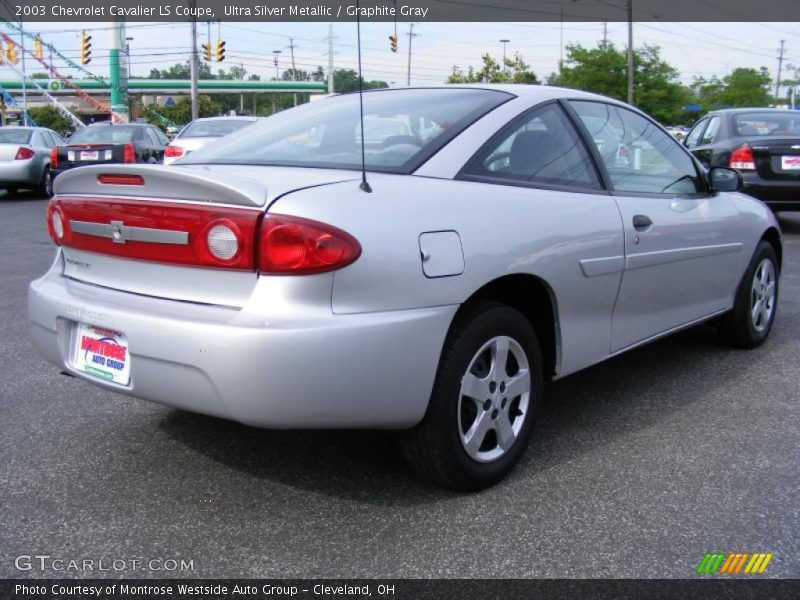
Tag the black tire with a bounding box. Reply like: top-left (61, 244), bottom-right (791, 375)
top-left (36, 167), bottom-right (53, 198)
top-left (400, 301), bottom-right (543, 491)
top-left (717, 241), bottom-right (779, 348)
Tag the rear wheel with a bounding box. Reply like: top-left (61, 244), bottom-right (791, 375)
top-left (400, 301), bottom-right (543, 491)
top-left (717, 241), bottom-right (779, 348)
top-left (37, 167), bottom-right (53, 198)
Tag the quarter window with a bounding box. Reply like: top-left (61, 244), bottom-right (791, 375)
top-left (571, 101), bottom-right (701, 195)
top-left (463, 103), bottom-right (601, 189)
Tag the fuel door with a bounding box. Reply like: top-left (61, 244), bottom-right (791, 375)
top-left (419, 230), bottom-right (465, 278)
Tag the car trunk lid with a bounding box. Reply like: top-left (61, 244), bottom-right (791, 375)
top-left (746, 137), bottom-right (800, 180)
top-left (50, 164), bottom-right (356, 306)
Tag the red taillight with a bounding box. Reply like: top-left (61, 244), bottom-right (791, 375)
top-left (258, 214), bottom-right (361, 275)
top-left (46, 201), bottom-right (65, 245)
top-left (51, 197), bottom-right (261, 270)
top-left (164, 145), bottom-right (184, 158)
top-left (729, 145), bottom-right (755, 170)
top-left (15, 147), bottom-right (34, 160)
top-left (97, 174), bottom-right (144, 186)
top-left (123, 143), bottom-right (135, 163)
top-left (50, 146), bottom-right (58, 170)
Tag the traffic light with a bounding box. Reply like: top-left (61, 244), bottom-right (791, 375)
top-left (389, 34), bottom-right (398, 53)
top-left (6, 40), bottom-right (18, 65)
top-left (80, 31), bottom-right (91, 65)
top-left (215, 39), bottom-right (225, 62)
top-left (202, 41), bottom-right (212, 62)
top-left (33, 36), bottom-right (43, 61)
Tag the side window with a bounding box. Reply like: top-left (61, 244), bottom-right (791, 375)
top-left (155, 128), bottom-right (170, 146)
top-left (32, 132), bottom-right (48, 148)
top-left (699, 116), bottom-right (721, 145)
top-left (50, 131), bottom-right (66, 146)
top-left (684, 118), bottom-right (709, 148)
top-left (571, 101), bottom-right (701, 195)
top-left (462, 102), bottom-right (601, 189)
top-left (146, 128), bottom-right (162, 146)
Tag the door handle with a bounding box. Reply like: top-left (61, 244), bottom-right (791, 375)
top-left (632, 215), bottom-right (653, 231)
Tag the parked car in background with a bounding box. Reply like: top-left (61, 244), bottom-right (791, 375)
top-left (51, 122), bottom-right (170, 179)
top-left (685, 108), bottom-right (800, 211)
top-left (31, 86), bottom-right (781, 490)
top-left (665, 126), bottom-right (688, 140)
top-left (163, 116), bottom-right (260, 165)
top-left (0, 127), bottom-right (65, 197)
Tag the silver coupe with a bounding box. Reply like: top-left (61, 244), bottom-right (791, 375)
top-left (29, 86), bottom-right (781, 490)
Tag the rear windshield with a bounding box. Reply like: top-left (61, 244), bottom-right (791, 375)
top-left (70, 126), bottom-right (141, 144)
top-left (0, 129), bottom-right (32, 144)
top-left (733, 112), bottom-right (800, 136)
top-left (179, 119), bottom-right (255, 138)
top-left (179, 88), bottom-right (512, 173)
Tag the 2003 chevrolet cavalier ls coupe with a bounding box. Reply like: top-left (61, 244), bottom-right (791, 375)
top-left (29, 86), bottom-right (781, 490)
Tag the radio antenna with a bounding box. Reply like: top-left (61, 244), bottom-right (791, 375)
top-left (355, 0), bottom-right (372, 193)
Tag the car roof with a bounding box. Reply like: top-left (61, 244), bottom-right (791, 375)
top-left (354, 84), bottom-right (626, 105)
top-left (706, 107), bottom-right (800, 115)
top-left (190, 116), bottom-right (260, 122)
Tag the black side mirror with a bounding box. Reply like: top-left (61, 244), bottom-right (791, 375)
top-left (709, 167), bottom-right (742, 193)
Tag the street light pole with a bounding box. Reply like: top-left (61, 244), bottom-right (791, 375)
top-left (189, 0), bottom-right (199, 120)
top-left (500, 39), bottom-right (510, 75)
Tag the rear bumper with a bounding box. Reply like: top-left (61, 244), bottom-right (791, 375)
top-left (740, 174), bottom-right (800, 210)
top-left (0, 160), bottom-right (41, 185)
top-left (28, 256), bottom-right (455, 429)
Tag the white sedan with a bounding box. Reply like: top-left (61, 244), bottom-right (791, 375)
top-left (163, 116), bottom-right (261, 164)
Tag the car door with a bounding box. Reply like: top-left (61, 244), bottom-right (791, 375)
top-left (686, 115), bottom-right (723, 168)
top-left (568, 100), bottom-right (743, 352)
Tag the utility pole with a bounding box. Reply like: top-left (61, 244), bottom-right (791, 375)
top-left (776, 39), bottom-right (786, 104)
top-left (327, 23), bottom-right (335, 94)
top-left (406, 23), bottom-right (418, 86)
top-left (288, 37), bottom-right (298, 106)
top-left (602, 21), bottom-right (608, 47)
top-left (272, 50), bottom-right (281, 80)
top-left (626, 0), bottom-right (634, 105)
top-left (500, 39), bottom-right (510, 75)
top-left (189, 0), bottom-right (199, 121)
top-left (19, 20), bottom-right (27, 125)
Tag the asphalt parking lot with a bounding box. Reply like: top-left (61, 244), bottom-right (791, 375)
top-left (1, 193), bottom-right (798, 579)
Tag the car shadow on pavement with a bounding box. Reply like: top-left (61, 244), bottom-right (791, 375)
top-left (159, 322), bottom-right (757, 503)
top-left (777, 212), bottom-right (800, 235)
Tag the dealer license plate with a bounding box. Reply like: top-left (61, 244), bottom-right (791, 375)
top-left (781, 155), bottom-right (800, 170)
top-left (73, 323), bottom-right (131, 385)
top-left (81, 150), bottom-right (99, 160)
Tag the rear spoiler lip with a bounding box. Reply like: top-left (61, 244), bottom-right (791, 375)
top-left (53, 163), bottom-right (269, 208)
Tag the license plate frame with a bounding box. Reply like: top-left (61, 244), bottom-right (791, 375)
top-left (72, 323), bottom-right (131, 385)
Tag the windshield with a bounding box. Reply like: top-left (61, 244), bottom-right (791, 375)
top-left (70, 126), bottom-right (140, 144)
top-left (0, 129), bottom-right (32, 144)
top-left (179, 119), bottom-right (256, 138)
top-left (734, 112), bottom-right (800, 136)
top-left (179, 88), bottom-right (512, 173)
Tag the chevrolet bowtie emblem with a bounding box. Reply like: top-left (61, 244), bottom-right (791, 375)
top-left (110, 220), bottom-right (126, 244)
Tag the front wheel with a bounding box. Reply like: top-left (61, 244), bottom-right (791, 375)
top-left (717, 241), bottom-right (779, 348)
top-left (400, 302), bottom-right (543, 491)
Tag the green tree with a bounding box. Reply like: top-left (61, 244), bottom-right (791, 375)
top-left (448, 53), bottom-right (539, 85)
top-left (332, 69), bottom-right (388, 93)
top-left (549, 43), bottom-right (689, 124)
top-left (149, 61), bottom-right (213, 80)
top-left (26, 105), bottom-right (75, 135)
top-left (691, 67), bottom-right (771, 110)
top-left (158, 95), bottom-right (221, 124)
